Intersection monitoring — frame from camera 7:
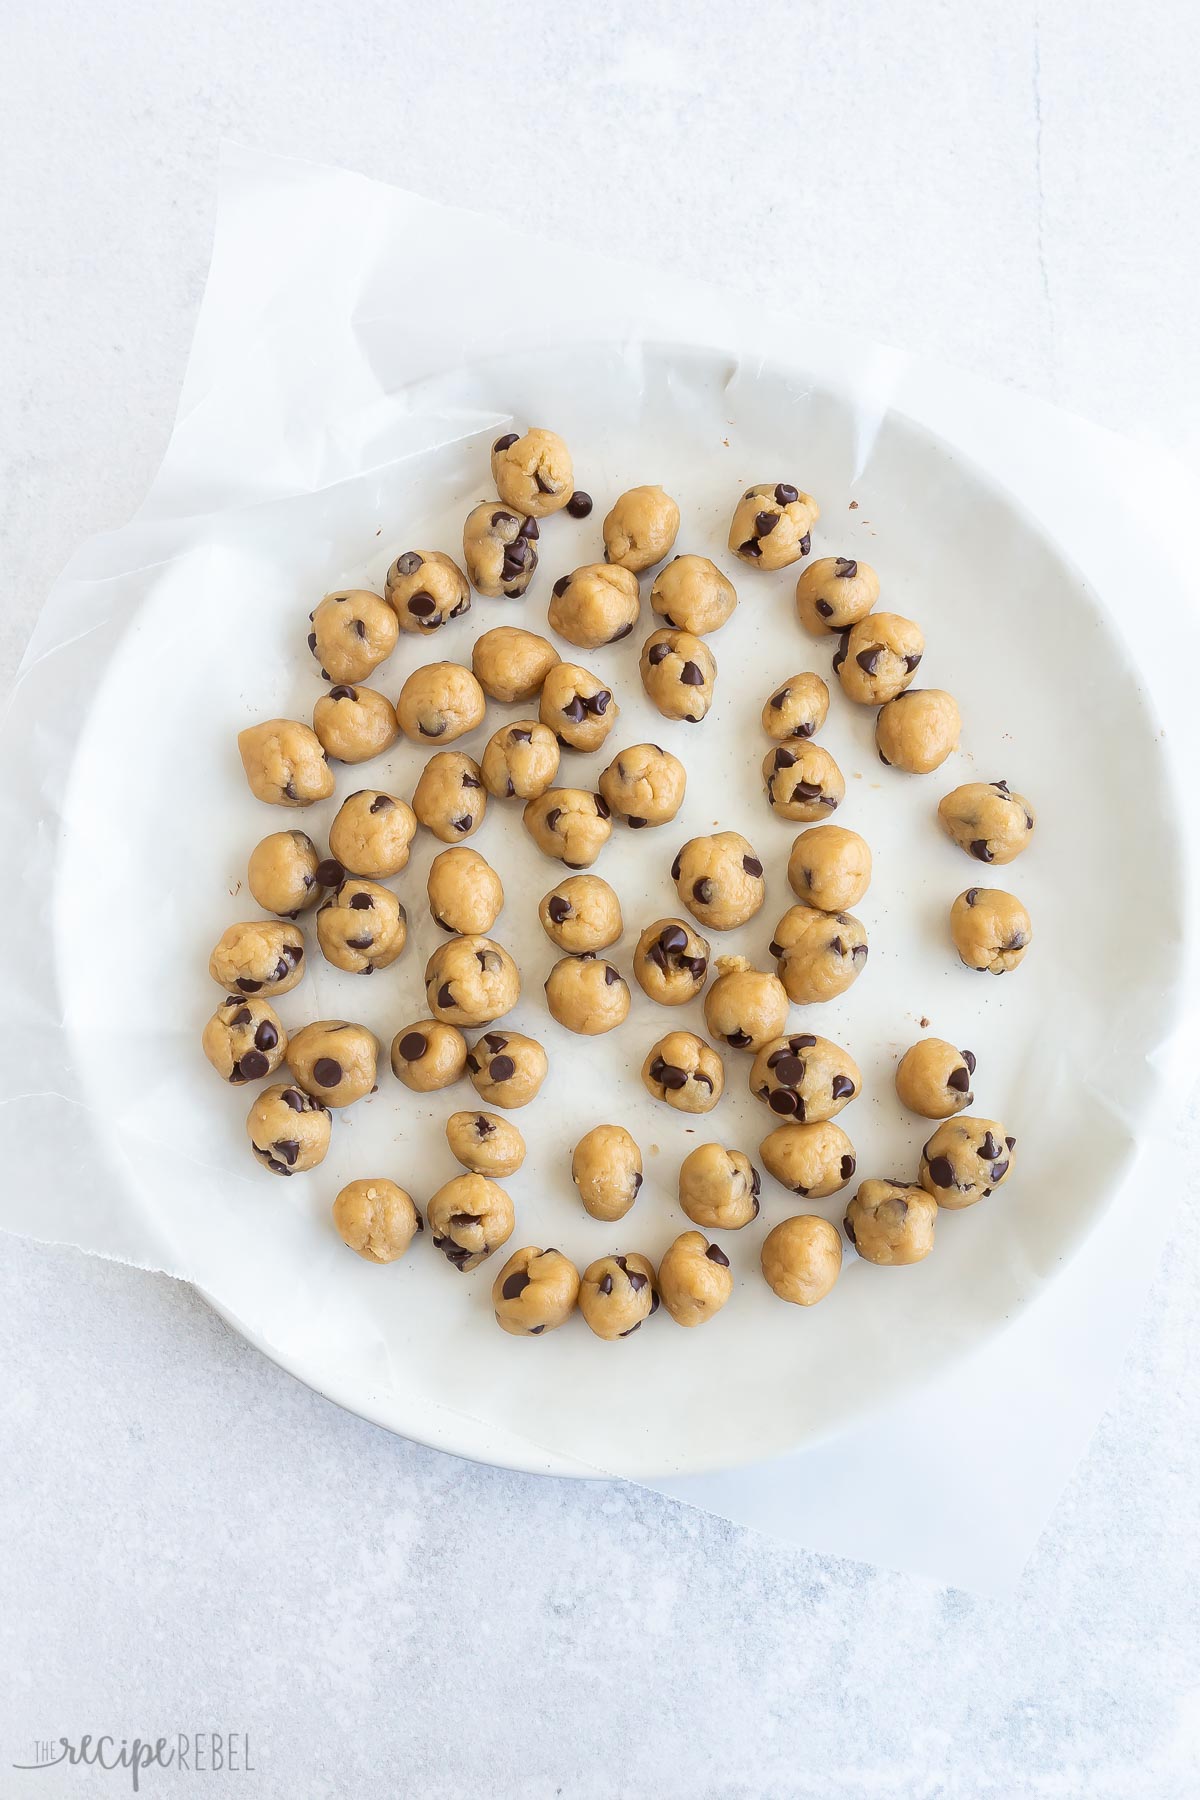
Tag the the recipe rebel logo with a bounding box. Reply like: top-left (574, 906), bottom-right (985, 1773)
top-left (11, 1732), bottom-right (255, 1790)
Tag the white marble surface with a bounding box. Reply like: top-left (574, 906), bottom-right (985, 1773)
top-left (2, 2), bottom-right (1199, 1793)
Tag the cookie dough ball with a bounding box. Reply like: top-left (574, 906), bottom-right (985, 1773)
top-left (762, 742), bottom-right (845, 821)
top-left (545, 953), bottom-right (631, 1034)
top-left (247, 830), bottom-right (323, 917)
top-left (634, 918), bottom-right (710, 1005)
top-left (672, 831), bottom-right (765, 931)
top-left (539, 662), bottom-right (618, 752)
top-left (876, 689), bottom-right (961, 774)
top-left (759, 1120), bottom-right (856, 1197)
top-left (920, 1116), bottom-right (1016, 1209)
top-left (312, 684), bottom-right (399, 763)
top-left (950, 886), bottom-right (1032, 974)
top-left (490, 427), bottom-right (574, 517)
top-left (571, 1125), bottom-right (643, 1221)
top-left (938, 780), bottom-right (1036, 865)
top-left (396, 662), bottom-right (487, 744)
top-left (833, 613), bottom-right (924, 705)
top-left (238, 718), bottom-right (333, 807)
top-left (650, 554), bottom-right (736, 635)
top-left (309, 588), bottom-right (398, 685)
top-left (750, 1032), bottom-right (861, 1122)
top-left (701, 955), bottom-right (788, 1051)
top-left (786, 825), bottom-right (872, 913)
top-left (658, 1232), bottom-right (733, 1327)
top-left (761, 671), bottom-right (830, 741)
top-left (209, 920), bottom-right (305, 998)
top-left (524, 788), bottom-right (612, 868)
top-left (385, 549), bottom-right (471, 633)
top-left (427, 1173), bottom-right (515, 1272)
top-left (446, 1110), bottom-right (526, 1177)
top-left (465, 1030), bottom-right (548, 1108)
top-left (602, 485), bottom-right (680, 573)
top-left (328, 790), bottom-right (417, 879)
top-left (412, 752), bottom-right (487, 842)
top-left (425, 936), bottom-right (520, 1026)
top-left (729, 483), bottom-right (819, 570)
top-left (678, 1143), bottom-right (760, 1230)
top-left (598, 742), bottom-right (686, 829)
top-left (548, 563), bottom-right (641, 648)
top-left (493, 1248), bottom-right (581, 1336)
top-left (539, 876), bottom-right (623, 952)
top-left (480, 720), bottom-right (560, 801)
top-left (845, 1179), bottom-right (936, 1266)
top-left (332, 1179), bottom-right (422, 1262)
top-left (202, 996), bottom-right (287, 1084)
top-left (642, 1031), bottom-right (724, 1114)
top-left (769, 903), bottom-right (868, 1004)
top-left (247, 1082), bottom-right (330, 1177)
top-left (761, 1215), bottom-right (842, 1306)
top-left (287, 1019), bottom-right (379, 1108)
top-left (317, 878), bottom-right (407, 973)
top-left (896, 1039), bottom-right (976, 1118)
top-left (795, 556), bottom-right (879, 635)
top-left (639, 629), bottom-right (717, 723)
top-left (390, 1020), bottom-right (467, 1092)
top-left (461, 506), bottom-right (539, 599)
top-left (472, 626), bottom-right (560, 704)
top-left (578, 1253), bottom-right (658, 1339)
top-left (427, 847), bottom-right (504, 935)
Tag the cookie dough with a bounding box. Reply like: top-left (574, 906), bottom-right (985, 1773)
top-left (578, 1253), bottom-right (658, 1339)
top-left (426, 848), bottom-right (503, 936)
top-left (548, 563), bottom-right (641, 648)
top-left (597, 742), bottom-right (686, 829)
top-left (950, 886), bottom-right (1032, 974)
top-left (786, 825), bottom-right (872, 913)
top-left (678, 1143), bottom-right (760, 1230)
top-left (523, 788), bottom-right (612, 868)
top-left (332, 1179), bottom-right (422, 1262)
top-left (465, 1030), bottom-right (548, 1108)
top-left (461, 505), bottom-right (540, 599)
top-left (492, 1248), bottom-right (581, 1336)
top-left (309, 588), bottom-right (398, 684)
top-left (412, 751), bottom-right (487, 842)
top-left (202, 996), bottom-right (287, 1084)
top-left (238, 718), bottom-right (334, 807)
top-left (729, 483), bottom-right (819, 569)
top-left (795, 556), bottom-right (879, 634)
top-left (937, 780), bottom-right (1036, 865)
top-left (286, 1019), bottom-right (379, 1108)
top-left (750, 1032), bottom-right (861, 1121)
top-left (317, 879), bottom-right (407, 973)
top-left (471, 626), bottom-right (560, 703)
top-left (920, 1116), bottom-right (1016, 1209)
top-left (539, 662), bottom-right (618, 752)
top-left (327, 790), bottom-right (418, 879)
top-left (480, 720), bottom-right (560, 801)
top-left (395, 662), bottom-right (487, 744)
top-left (209, 921), bottom-right (305, 997)
top-left (762, 742), bottom-right (844, 820)
top-left (425, 936), bottom-right (521, 1026)
top-left (760, 1216), bottom-right (842, 1305)
top-left (658, 1232), bottom-right (733, 1327)
top-left (602, 485), bottom-right (680, 572)
top-left (390, 1020), bottom-right (467, 1092)
top-left (650, 554), bottom-right (737, 636)
top-left (446, 1110), bottom-right (527, 1177)
top-left (312, 684), bottom-right (399, 763)
top-left (426, 1173), bottom-right (515, 1272)
top-left (545, 953), bottom-right (631, 1034)
top-left (761, 671), bottom-right (830, 741)
top-left (539, 875), bottom-right (623, 952)
top-left (247, 830), bottom-right (323, 917)
top-left (639, 629), bottom-right (717, 723)
top-left (876, 689), bottom-right (961, 774)
top-left (895, 1039), bottom-right (976, 1118)
top-left (702, 956), bottom-right (788, 1051)
top-left (769, 903), bottom-right (868, 1004)
top-left (633, 918), bottom-right (710, 1006)
top-left (759, 1121), bottom-right (857, 1197)
top-left (642, 1031), bottom-right (725, 1113)
top-left (833, 612), bottom-right (924, 705)
top-left (571, 1125), bottom-right (643, 1221)
top-left (247, 1082), bottom-right (330, 1177)
top-left (672, 832), bottom-right (765, 931)
top-left (844, 1179), bottom-right (936, 1266)
top-left (385, 549), bottom-right (471, 634)
top-left (490, 427), bottom-right (574, 518)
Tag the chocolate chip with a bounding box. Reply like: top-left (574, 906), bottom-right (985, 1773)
top-left (754, 510), bottom-right (779, 537)
top-left (345, 934), bottom-right (373, 950)
top-left (307, 631), bottom-right (318, 653)
top-left (772, 1054), bottom-right (806, 1088)
top-left (705, 1244), bottom-right (730, 1266)
top-left (407, 592), bottom-right (437, 617)
top-left (567, 491), bottom-right (593, 518)
top-left (534, 470), bottom-right (557, 494)
top-left (281, 1088), bottom-right (306, 1111)
top-left (561, 695), bottom-right (586, 723)
top-left (774, 483), bottom-right (798, 505)
top-left (398, 1032), bottom-right (427, 1061)
top-left (693, 877), bottom-right (713, 905)
top-left (793, 780), bottom-right (823, 801)
top-left (659, 925), bottom-right (688, 954)
top-left (599, 1273), bottom-right (613, 1296)
top-left (844, 1214), bottom-right (857, 1245)
top-left (647, 640), bottom-right (671, 666)
top-left (501, 1270), bottom-right (531, 1300)
top-left (798, 533), bottom-right (811, 555)
top-left (768, 1089), bottom-right (801, 1116)
top-left (552, 574), bottom-right (570, 598)
top-left (488, 1056), bottom-right (516, 1083)
top-left (791, 1035), bottom-right (817, 1050)
top-left (947, 1067), bottom-right (972, 1093)
top-left (830, 1073), bottom-right (855, 1100)
top-left (519, 515), bottom-right (539, 539)
top-left (419, 719), bottom-right (447, 737)
top-left (394, 551), bottom-right (423, 577)
top-left (835, 558), bottom-right (857, 578)
top-left (583, 690), bottom-right (611, 715)
top-left (627, 1270), bottom-right (648, 1292)
top-left (452, 815), bottom-right (473, 833)
top-left (904, 653), bottom-right (921, 671)
top-left (491, 510), bottom-right (517, 529)
top-left (840, 1154), bottom-right (856, 1181)
top-left (962, 1050), bottom-right (977, 1075)
top-left (603, 965), bottom-right (621, 986)
top-left (328, 685), bottom-right (357, 701)
top-left (369, 794), bottom-right (394, 814)
top-left (742, 855), bottom-right (763, 877)
top-left (593, 794), bottom-right (610, 817)
top-left (493, 433), bottom-right (518, 453)
top-left (815, 599), bottom-right (834, 618)
top-left (856, 647), bottom-right (881, 675)
top-left (989, 1158), bottom-right (1010, 1182)
top-left (927, 1156), bottom-right (956, 1188)
top-left (977, 1131), bottom-right (1002, 1161)
top-left (659, 1063), bottom-right (689, 1091)
top-left (608, 622), bottom-right (634, 642)
top-left (545, 808), bottom-right (562, 831)
top-left (273, 1139), bottom-right (300, 1165)
top-left (750, 1167), bottom-right (761, 1196)
top-left (348, 892), bottom-right (373, 910)
top-left (671, 853), bottom-right (682, 880)
top-left (965, 888), bottom-right (980, 906)
top-left (547, 896), bottom-right (571, 924)
top-left (768, 941), bottom-right (783, 959)
top-left (236, 977), bottom-right (262, 993)
top-left (727, 1029), bottom-right (753, 1048)
top-left (437, 983), bottom-right (454, 1008)
top-left (627, 815), bottom-right (646, 828)
top-left (237, 1050), bottom-right (269, 1081)
top-left (769, 690), bottom-right (789, 710)
top-left (462, 772), bottom-right (482, 788)
top-left (315, 859), bottom-right (344, 888)
top-left (227, 1004), bottom-right (252, 1026)
top-left (830, 936), bottom-right (845, 957)
top-left (680, 661), bottom-right (705, 686)
top-left (313, 1057), bottom-right (343, 1087)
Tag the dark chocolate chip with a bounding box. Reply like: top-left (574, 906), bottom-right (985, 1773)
top-left (491, 510), bottom-right (517, 529)
top-left (840, 1154), bottom-right (856, 1181)
top-left (768, 1089), bottom-right (801, 1116)
top-left (671, 853), bottom-right (682, 880)
top-left (680, 661), bottom-right (705, 686)
top-left (488, 1056), bottom-right (516, 1083)
top-left (856, 647), bottom-right (881, 675)
top-left (593, 794), bottom-right (610, 817)
top-left (772, 1054), bottom-right (806, 1087)
top-left (315, 859), bottom-right (344, 888)
top-left (545, 808), bottom-right (562, 831)
top-left (927, 1155), bottom-right (956, 1188)
top-left (501, 1270), bottom-right (531, 1300)
top-left (493, 433), bottom-right (518, 453)
top-left (693, 877), bottom-right (713, 905)
top-left (627, 1270), bottom-right (648, 1292)
top-left (369, 794), bottom-right (394, 814)
top-left (815, 599), bottom-right (834, 618)
top-left (830, 1073), bottom-right (855, 1100)
top-left (798, 533), bottom-right (811, 555)
top-left (604, 965), bottom-right (621, 986)
top-left (273, 1139), bottom-right (300, 1165)
top-left (312, 1057), bottom-right (343, 1087)
top-left (659, 925), bottom-right (688, 954)
top-left (345, 935), bottom-right (373, 951)
top-left (965, 888), bottom-right (981, 906)
top-left (1006, 1135), bottom-right (1017, 1151)
top-left (742, 855), bottom-right (763, 877)
top-left (947, 1066), bottom-right (972, 1093)
top-left (963, 1050), bottom-right (977, 1074)
top-left (237, 1050), bottom-right (269, 1081)
top-left (547, 896), bottom-right (571, 924)
top-left (647, 640), bottom-right (670, 666)
top-left (348, 892), bottom-right (373, 910)
top-left (452, 815), bottom-right (473, 833)
top-left (398, 1032), bottom-right (427, 1061)
top-left (552, 574), bottom-right (570, 598)
top-left (754, 510), bottom-right (779, 537)
top-left (566, 491), bottom-right (593, 518)
top-left (328, 685), bottom-right (357, 701)
top-left (236, 977), bottom-right (262, 993)
top-left (769, 690), bottom-right (789, 710)
top-left (726, 1029), bottom-right (753, 1048)
top-left (705, 1244), bottom-right (730, 1266)
top-left (534, 470), bottom-right (556, 494)
top-left (659, 1063), bottom-right (689, 1091)
top-left (835, 558), bottom-right (857, 578)
top-left (904, 654), bottom-right (922, 671)
top-left (583, 690), bottom-right (611, 715)
top-left (774, 483), bottom-right (798, 505)
top-left (307, 631), bottom-right (318, 653)
top-left (599, 1273), bottom-right (613, 1296)
top-left (437, 983), bottom-right (455, 1008)
top-left (739, 539), bottom-right (762, 557)
top-left (561, 695), bottom-right (586, 723)
top-left (281, 1088), bottom-right (307, 1111)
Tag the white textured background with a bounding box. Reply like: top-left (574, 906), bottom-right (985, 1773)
top-left (2, 3), bottom-right (1199, 1795)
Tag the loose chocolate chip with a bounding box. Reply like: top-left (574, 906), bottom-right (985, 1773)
top-left (1006, 1134), bottom-right (1018, 1151)
top-left (947, 1067), bottom-right (972, 1093)
top-left (693, 877), bottom-right (713, 905)
top-left (705, 1244), bottom-right (730, 1266)
top-left (315, 858), bottom-right (344, 888)
top-left (680, 661), bottom-right (705, 686)
top-left (369, 794), bottom-right (394, 814)
top-left (348, 893), bottom-right (373, 910)
top-left (238, 1050), bottom-right (269, 1080)
top-left (408, 593), bottom-right (437, 617)
top-left (927, 1155), bottom-right (956, 1188)
top-left (742, 855), bottom-right (763, 877)
top-left (567, 491), bottom-right (593, 518)
top-left (815, 599), bottom-right (834, 618)
top-left (830, 1073), bottom-right (855, 1100)
top-left (493, 433), bottom-right (518, 453)
top-left (754, 510), bottom-right (779, 536)
top-left (501, 1269), bottom-right (531, 1301)
top-left (398, 1032), bottom-right (427, 1061)
top-left (313, 1057), bottom-right (343, 1087)
top-left (437, 983), bottom-right (455, 1008)
top-left (488, 1056), bottom-right (516, 1082)
top-left (774, 483), bottom-right (798, 505)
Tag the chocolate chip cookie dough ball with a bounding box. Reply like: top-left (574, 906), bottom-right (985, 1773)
top-left (833, 613), bottom-right (924, 704)
top-left (598, 742), bottom-right (686, 829)
top-left (762, 743), bottom-right (845, 821)
top-left (309, 589), bottom-right (398, 684)
top-left (390, 1020), bottom-right (467, 1092)
top-left (761, 671), bottom-right (830, 741)
top-left (548, 563), bottom-right (641, 648)
top-left (539, 875), bottom-right (623, 952)
top-left (209, 921), bottom-right (305, 997)
top-left (579, 1253), bottom-right (658, 1339)
top-left (385, 549), bottom-right (471, 634)
top-left (950, 887), bottom-right (1032, 974)
top-left (642, 1031), bottom-right (724, 1113)
top-left (634, 919), bottom-right (710, 1005)
top-left (446, 1110), bottom-right (527, 1178)
top-left (427, 848), bottom-right (503, 936)
top-left (844, 1179), bottom-right (936, 1266)
top-left (461, 505), bottom-right (539, 599)
top-left (639, 629), bottom-right (717, 723)
top-left (238, 719), bottom-right (334, 807)
top-left (466, 1031), bottom-right (548, 1108)
top-left (545, 954), bottom-right (631, 1034)
top-left (472, 626), bottom-right (560, 704)
top-left (539, 662), bottom-right (618, 752)
top-left (493, 1248), bottom-right (581, 1336)
top-left (602, 485), bottom-right (680, 573)
top-left (678, 1143), bottom-right (760, 1230)
top-left (702, 956), bottom-right (788, 1052)
top-left (761, 1215), bottom-right (842, 1306)
top-left (396, 662), bottom-right (487, 744)
top-left (795, 556), bottom-right (879, 635)
top-left (920, 1117), bottom-right (1016, 1209)
top-left (896, 1039), bottom-right (976, 1118)
top-left (480, 720), bottom-right (560, 801)
top-left (326, 791), bottom-right (415, 881)
top-left (876, 689), bottom-right (961, 774)
top-left (202, 996), bottom-right (287, 1085)
top-left (672, 832), bottom-right (765, 931)
top-left (332, 1179), bottom-right (422, 1263)
top-left (247, 830), bottom-right (323, 917)
top-left (427, 1173), bottom-right (515, 1272)
top-left (412, 752), bottom-right (487, 842)
top-left (759, 1121), bottom-right (856, 1197)
top-left (287, 1019), bottom-right (379, 1108)
top-left (572, 1125), bottom-right (643, 1221)
top-left (769, 904), bottom-right (868, 1004)
top-left (312, 685), bottom-right (400, 763)
top-left (658, 1232), bottom-right (732, 1327)
top-left (650, 554), bottom-right (737, 635)
top-left (729, 483), bottom-right (819, 570)
top-left (750, 1032), bottom-right (861, 1121)
top-left (425, 937), bottom-right (520, 1026)
top-left (490, 427), bottom-right (574, 517)
top-left (938, 780), bottom-right (1036, 865)
top-left (317, 879), bottom-right (407, 974)
top-left (523, 788), bottom-right (612, 868)
top-left (786, 825), bottom-right (871, 913)
top-left (247, 1083), bottom-right (330, 1177)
